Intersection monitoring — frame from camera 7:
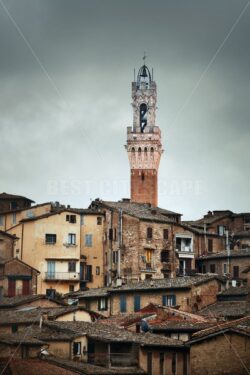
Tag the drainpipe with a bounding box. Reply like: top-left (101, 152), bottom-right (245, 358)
top-left (109, 210), bottom-right (113, 285)
top-left (21, 223), bottom-right (24, 260)
top-left (117, 209), bottom-right (123, 279)
top-left (225, 230), bottom-right (230, 275)
top-left (204, 223), bottom-right (207, 255)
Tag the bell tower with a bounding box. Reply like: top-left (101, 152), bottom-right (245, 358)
top-left (125, 59), bottom-right (163, 207)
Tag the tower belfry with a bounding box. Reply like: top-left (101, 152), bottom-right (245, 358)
top-left (125, 60), bottom-right (163, 206)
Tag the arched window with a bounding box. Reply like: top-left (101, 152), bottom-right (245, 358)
top-left (140, 103), bottom-right (147, 132)
top-left (138, 147), bottom-right (142, 153)
top-left (150, 147), bottom-right (154, 153)
top-left (131, 147), bottom-right (135, 153)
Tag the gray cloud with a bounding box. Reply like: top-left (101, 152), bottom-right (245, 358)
top-left (0, 0), bottom-right (249, 219)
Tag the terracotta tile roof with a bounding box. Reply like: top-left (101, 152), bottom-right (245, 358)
top-left (69, 287), bottom-right (109, 299)
top-left (43, 321), bottom-right (184, 347)
top-left (0, 192), bottom-right (34, 202)
top-left (0, 257), bottom-right (40, 273)
top-left (189, 316), bottom-right (250, 342)
top-left (2, 359), bottom-right (78, 375)
top-left (218, 286), bottom-right (250, 297)
top-left (46, 357), bottom-right (146, 374)
top-left (0, 230), bottom-right (18, 239)
top-left (0, 294), bottom-right (66, 309)
top-left (0, 202), bottom-right (51, 215)
top-left (108, 275), bottom-right (224, 292)
top-left (198, 301), bottom-right (250, 319)
top-left (90, 200), bottom-right (180, 223)
top-left (197, 248), bottom-right (250, 259)
top-left (148, 319), bottom-right (214, 331)
top-left (0, 332), bottom-right (45, 345)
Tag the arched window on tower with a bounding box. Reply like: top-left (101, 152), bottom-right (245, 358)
top-left (140, 103), bottom-right (147, 133)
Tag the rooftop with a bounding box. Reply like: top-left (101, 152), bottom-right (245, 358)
top-left (90, 199), bottom-right (181, 223)
top-left (0, 192), bottom-right (34, 202)
top-left (0, 294), bottom-right (66, 309)
top-left (108, 275), bottom-right (224, 293)
top-left (197, 248), bottom-right (250, 260)
top-left (44, 321), bottom-right (184, 347)
top-left (199, 301), bottom-right (250, 319)
top-left (189, 316), bottom-right (250, 343)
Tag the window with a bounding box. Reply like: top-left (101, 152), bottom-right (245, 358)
top-left (68, 233), bottom-right (76, 245)
top-left (12, 324), bottom-right (18, 333)
top-left (208, 239), bottom-right (213, 252)
top-left (145, 249), bottom-right (153, 264)
top-left (69, 285), bottom-right (74, 292)
top-left (66, 214), bottom-right (76, 223)
top-left (147, 227), bottom-right (153, 239)
top-left (114, 228), bottom-right (117, 241)
top-left (162, 294), bottom-right (176, 306)
top-left (112, 251), bottom-right (118, 264)
top-left (86, 265), bottom-right (92, 281)
top-left (160, 353), bottom-right (164, 375)
top-left (46, 288), bottom-right (56, 299)
top-left (73, 342), bottom-right (81, 356)
top-left (210, 264), bottom-right (216, 273)
top-left (12, 213), bottom-right (16, 225)
top-left (68, 261), bottom-right (76, 272)
top-left (233, 266), bottom-right (239, 279)
top-left (96, 266), bottom-right (100, 275)
top-left (80, 214), bottom-right (84, 225)
top-left (161, 250), bottom-right (169, 263)
top-left (0, 215), bottom-right (3, 226)
top-left (10, 201), bottom-right (17, 210)
top-left (163, 228), bottom-right (169, 240)
top-left (217, 225), bottom-right (225, 236)
top-left (85, 234), bottom-right (92, 247)
top-left (172, 353), bottom-right (177, 375)
top-left (223, 263), bottom-right (227, 274)
top-left (120, 295), bottom-right (127, 313)
top-left (134, 295), bottom-right (141, 312)
top-left (147, 352), bottom-right (152, 375)
top-left (45, 234), bottom-right (56, 244)
top-left (98, 297), bottom-right (108, 311)
top-left (109, 228), bottom-right (113, 241)
top-left (97, 216), bottom-right (102, 225)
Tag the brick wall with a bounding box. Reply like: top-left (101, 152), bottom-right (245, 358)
top-left (131, 169), bottom-right (158, 207)
top-left (190, 332), bottom-right (250, 375)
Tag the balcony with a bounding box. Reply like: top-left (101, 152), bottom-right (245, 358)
top-left (44, 272), bottom-right (80, 281)
top-left (140, 262), bottom-right (157, 273)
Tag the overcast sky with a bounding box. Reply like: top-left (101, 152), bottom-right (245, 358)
top-left (0, 0), bottom-right (249, 219)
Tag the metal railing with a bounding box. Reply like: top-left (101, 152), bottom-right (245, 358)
top-left (44, 272), bottom-right (80, 280)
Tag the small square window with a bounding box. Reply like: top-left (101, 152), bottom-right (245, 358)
top-left (68, 261), bottom-right (76, 272)
top-left (66, 215), bottom-right (76, 223)
top-left (45, 234), bottom-right (56, 244)
top-left (97, 217), bottom-right (102, 225)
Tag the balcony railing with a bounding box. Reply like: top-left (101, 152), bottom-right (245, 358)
top-left (176, 246), bottom-right (194, 253)
top-left (140, 262), bottom-right (157, 272)
top-left (45, 272), bottom-right (80, 281)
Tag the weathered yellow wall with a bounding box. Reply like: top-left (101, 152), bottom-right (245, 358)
top-left (80, 214), bottom-right (104, 288)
